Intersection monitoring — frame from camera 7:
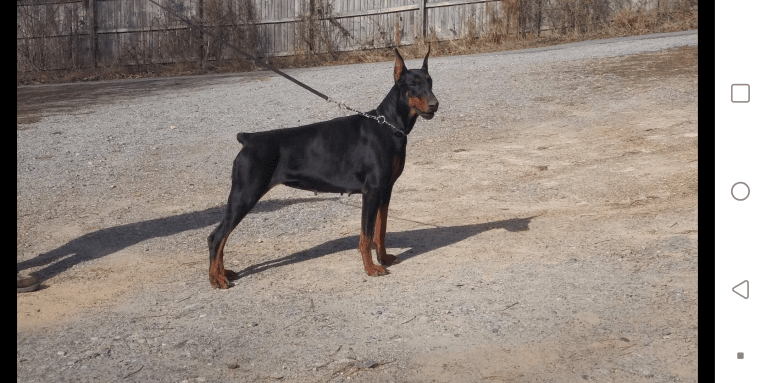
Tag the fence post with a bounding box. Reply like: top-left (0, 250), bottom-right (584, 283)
top-left (71, 5), bottom-right (77, 68)
top-left (519, 0), bottom-right (524, 39)
top-left (309, 0), bottom-right (315, 52)
top-left (535, 0), bottom-right (541, 37)
top-left (197, 0), bottom-right (205, 70)
top-left (421, 0), bottom-right (427, 39)
top-left (89, 0), bottom-right (98, 68)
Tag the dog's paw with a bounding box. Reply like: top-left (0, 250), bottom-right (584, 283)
top-left (224, 269), bottom-right (238, 281)
top-left (380, 253), bottom-right (400, 266)
top-left (209, 270), bottom-right (235, 289)
top-left (365, 264), bottom-right (388, 277)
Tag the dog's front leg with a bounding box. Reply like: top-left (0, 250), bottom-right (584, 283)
top-left (373, 188), bottom-right (400, 266)
top-left (360, 190), bottom-right (387, 276)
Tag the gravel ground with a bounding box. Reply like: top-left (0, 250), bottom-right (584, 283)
top-left (18, 30), bottom-right (697, 382)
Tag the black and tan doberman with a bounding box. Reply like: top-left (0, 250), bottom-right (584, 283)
top-left (207, 48), bottom-right (439, 288)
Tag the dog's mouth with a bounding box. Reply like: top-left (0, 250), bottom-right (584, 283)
top-left (415, 108), bottom-right (436, 120)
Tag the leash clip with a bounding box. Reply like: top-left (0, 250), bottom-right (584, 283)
top-left (328, 97), bottom-right (345, 110)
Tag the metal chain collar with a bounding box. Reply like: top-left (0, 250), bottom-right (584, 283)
top-left (328, 98), bottom-right (407, 136)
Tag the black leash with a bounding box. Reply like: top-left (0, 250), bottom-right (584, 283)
top-left (145, 0), bottom-right (406, 135)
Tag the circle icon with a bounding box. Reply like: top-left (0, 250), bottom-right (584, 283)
top-left (731, 182), bottom-right (750, 201)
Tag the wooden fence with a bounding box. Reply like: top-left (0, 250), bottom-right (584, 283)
top-left (21, 0), bottom-right (693, 72)
top-left (17, 0), bottom-right (518, 71)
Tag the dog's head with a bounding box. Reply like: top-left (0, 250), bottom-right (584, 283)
top-left (393, 46), bottom-right (439, 120)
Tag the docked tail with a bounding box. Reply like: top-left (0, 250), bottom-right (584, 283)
top-left (236, 132), bottom-right (251, 145)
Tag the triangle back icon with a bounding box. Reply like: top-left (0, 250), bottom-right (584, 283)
top-left (733, 280), bottom-right (749, 299)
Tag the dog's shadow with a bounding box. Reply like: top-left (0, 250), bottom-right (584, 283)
top-left (18, 197), bottom-right (535, 282)
top-left (16, 198), bottom-right (332, 281)
top-left (235, 215), bottom-right (535, 280)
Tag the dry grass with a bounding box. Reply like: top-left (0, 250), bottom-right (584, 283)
top-left (17, 0), bottom-right (697, 85)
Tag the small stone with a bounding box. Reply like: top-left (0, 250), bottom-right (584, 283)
top-left (170, 126), bottom-right (176, 130)
top-left (620, 337), bottom-right (630, 342)
top-left (640, 369), bottom-right (653, 377)
top-left (226, 363), bottom-right (239, 369)
top-left (356, 359), bottom-right (377, 369)
top-left (57, 351), bottom-right (66, 356)
top-left (269, 373), bottom-right (284, 379)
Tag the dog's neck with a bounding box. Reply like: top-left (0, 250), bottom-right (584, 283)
top-left (375, 83), bottom-right (418, 136)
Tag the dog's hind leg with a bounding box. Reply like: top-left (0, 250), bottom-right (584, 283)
top-left (208, 153), bottom-right (273, 289)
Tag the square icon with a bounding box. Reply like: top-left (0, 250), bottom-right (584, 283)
top-left (731, 84), bottom-right (750, 103)
top-left (737, 352), bottom-right (744, 359)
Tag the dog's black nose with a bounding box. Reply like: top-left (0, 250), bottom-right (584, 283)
top-left (429, 98), bottom-right (439, 111)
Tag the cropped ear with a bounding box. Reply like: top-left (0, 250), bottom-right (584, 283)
top-left (394, 48), bottom-right (407, 82)
top-left (421, 44), bottom-right (430, 72)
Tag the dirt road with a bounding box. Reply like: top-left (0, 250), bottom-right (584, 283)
top-left (17, 37), bottom-right (697, 382)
